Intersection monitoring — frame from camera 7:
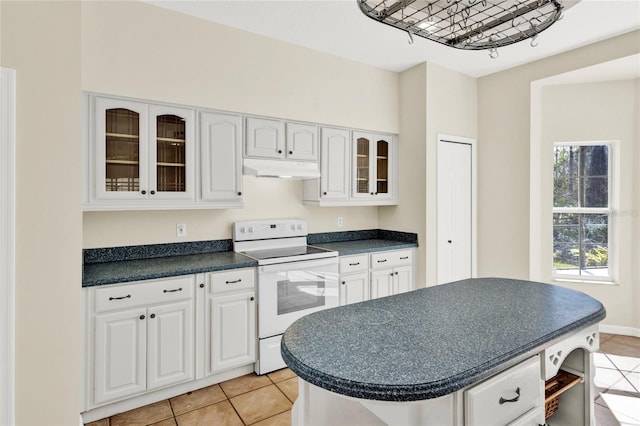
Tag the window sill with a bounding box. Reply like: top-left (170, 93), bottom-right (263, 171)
top-left (552, 277), bottom-right (618, 286)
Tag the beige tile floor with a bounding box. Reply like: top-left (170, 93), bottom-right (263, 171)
top-left (86, 334), bottom-right (640, 426)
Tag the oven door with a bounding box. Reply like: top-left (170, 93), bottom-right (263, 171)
top-left (257, 257), bottom-right (338, 339)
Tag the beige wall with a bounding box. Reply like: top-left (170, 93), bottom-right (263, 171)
top-left (1, 2), bottom-right (83, 425)
top-left (478, 31), bottom-right (640, 329)
top-left (535, 80), bottom-right (639, 329)
top-left (81, 0), bottom-right (399, 248)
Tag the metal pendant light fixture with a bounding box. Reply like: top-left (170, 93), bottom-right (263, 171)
top-left (358, 0), bottom-right (565, 58)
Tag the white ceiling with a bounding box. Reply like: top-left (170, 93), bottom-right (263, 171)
top-left (146, 0), bottom-right (640, 77)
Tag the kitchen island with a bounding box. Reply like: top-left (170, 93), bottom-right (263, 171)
top-left (281, 277), bottom-right (606, 425)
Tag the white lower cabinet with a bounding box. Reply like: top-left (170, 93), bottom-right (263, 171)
top-left (339, 249), bottom-right (415, 305)
top-left (339, 254), bottom-right (369, 305)
top-left (369, 249), bottom-right (414, 300)
top-left (206, 268), bottom-right (256, 376)
top-left (465, 356), bottom-right (543, 426)
top-left (91, 275), bottom-right (195, 406)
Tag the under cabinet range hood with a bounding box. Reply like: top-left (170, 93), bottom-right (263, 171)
top-left (243, 158), bottom-right (320, 179)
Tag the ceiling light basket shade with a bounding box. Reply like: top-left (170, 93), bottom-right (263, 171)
top-left (357, 0), bottom-right (564, 51)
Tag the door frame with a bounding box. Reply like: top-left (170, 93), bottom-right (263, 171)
top-left (0, 67), bottom-right (16, 426)
top-left (436, 133), bottom-right (478, 282)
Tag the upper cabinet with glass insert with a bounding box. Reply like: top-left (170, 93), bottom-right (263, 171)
top-left (352, 131), bottom-right (395, 203)
top-left (86, 95), bottom-right (197, 209)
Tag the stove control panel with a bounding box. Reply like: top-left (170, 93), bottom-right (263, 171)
top-left (233, 219), bottom-right (308, 242)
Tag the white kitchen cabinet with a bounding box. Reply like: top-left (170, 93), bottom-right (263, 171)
top-left (146, 299), bottom-right (194, 390)
top-left (286, 122), bottom-right (318, 161)
top-left (245, 117), bottom-right (318, 161)
top-left (339, 249), bottom-right (414, 304)
top-left (89, 95), bottom-right (195, 206)
top-left (199, 111), bottom-right (243, 206)
top-left (465, 356), bottom-right (542, 426)
top-left (352, 131), bottom-right (395, 202)
top-left (89, 275), bottom-right (196, 407)
top-left (304, 128), bottom-right (397, 206)
top-left (339, 254), bottom-right (370, 305)
top-left (369, 249), bottom-right (414, 300)
top-left (245, 117), bottom-right (285, 159)
top-left (94, 307), bottom-right (147, 405)
top-left (303, 127), bottom-right (350, 205)
top-left (205, 268), bottom-right (256, 376)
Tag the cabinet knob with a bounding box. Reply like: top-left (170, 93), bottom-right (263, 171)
top-left (150, 190), bottom-right (156, 195)
top-left (150, 313), bottom-right (156, 319)
top-left (323, 192), bottom-right (327, 195)
top-left (395, 272), bottom-right (399, 275)
top-left (141, 190), bottom-right (147, 195)
top-left (341, 281), bottom-right (346, 285)
top-left (199, 283), bottom-right (205, 288)
top-left (139, 315), bottom-right (145, 320)
top-left (448, 240), bottom-right (452, 244)
top-left (390, 273), bottom-right (394, 277)
top-left (370, 192), bottom-right (374, 195)
top-left (237, 192), bottom-right (242, 196)
top-left (250, 296), bottom-right (255, 301)
top-left (278, 150), bottom-right (283, 154)
top-left (289, 150), bottom-right (293, 155)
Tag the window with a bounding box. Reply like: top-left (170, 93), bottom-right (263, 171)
top-left (552, 143), bottom-right (612, 280)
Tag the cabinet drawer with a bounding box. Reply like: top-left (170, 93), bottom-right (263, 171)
top-left (370, 249), bottom-right (412, 269)
top-left (339, 254), bottom-right (369, 274)
top-left (465, 356), bottom-right (541, 426)
top-left (208, 268), bottom-right (255, 294)
top-left (95, 275), bottom-right (195, 313)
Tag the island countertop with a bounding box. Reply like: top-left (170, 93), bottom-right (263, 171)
top-left (281, 277), bottom-right (606, 402)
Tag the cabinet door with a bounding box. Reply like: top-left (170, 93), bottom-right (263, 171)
top-left (146, 300), bottom-right (194, 390)
top-left (370, 269), bottom-right (394, 299)
top-left (352, 131), bottom-right (372, 198)
top-left (209, 291), bottom-right (256, 375)
top-left (339, 272), bottom-right (369, 306)
top-left (394, 265), bottom-right (413, 295)
top-left (94, 97), bottom-right (149, 201)
top-left (286, 123), bottom-right (318, 161)
top-left (200, 112), bottom-right (243, 203)
top-left (148, 104), bottom-right (195, 201)
top-left (373, 135), bottom-right (392, 200)
top-left (94, 308), bottom-right (147, 405)
top-left (320, 127), bottom-right (350, 200)
top-left (245, 117), bottom-right (285, 159)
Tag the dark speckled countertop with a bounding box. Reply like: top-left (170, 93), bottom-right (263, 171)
top-left (82, 229), bottom-right (418, 287)
top-left (281, 277), bottom-right (606, 402)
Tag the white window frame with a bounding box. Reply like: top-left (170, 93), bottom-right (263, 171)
top-left (551, 141), bottom-right (617, 283)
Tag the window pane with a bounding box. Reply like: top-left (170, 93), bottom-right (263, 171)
top-left (553, 145), bottom-right (608, 208)
top-left (552, 212), bottom-right (608, 277)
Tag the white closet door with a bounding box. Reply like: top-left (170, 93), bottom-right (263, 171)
top-left (437, 139), bottom-right (473, 284)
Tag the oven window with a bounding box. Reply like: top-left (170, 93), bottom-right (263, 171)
top-left (277, 272), bottom-right (326, 315)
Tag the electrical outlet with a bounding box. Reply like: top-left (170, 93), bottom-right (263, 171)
top-left (337, 217), bottom-right (344, 228)
top-left (176, 223), bottom-right (187, 237)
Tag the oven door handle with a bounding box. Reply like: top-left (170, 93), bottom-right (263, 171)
top-left (259, 257), bottom-right (338, 273)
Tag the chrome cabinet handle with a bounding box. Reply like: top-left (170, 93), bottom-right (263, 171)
top-left (109, 295), bottom-right (131, 301)
top-left (499, 387), bottom-right (520, 404)
top-left (225, 279), bottom-right (242, 284)
top-left (163, 287), bottom-right (182, 293)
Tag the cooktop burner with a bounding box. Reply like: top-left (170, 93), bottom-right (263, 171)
top-left (242, 245), bottom-right (333, 261)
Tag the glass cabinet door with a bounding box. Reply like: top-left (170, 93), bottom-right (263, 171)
top-left (148, 105), bottom-right (195, 201)
top-left (355, 134), bottom-right (371, 196)
top-left (155, 114), bottom-right (186, 193)
top-left (95, 97), bottom-right (148, 200)
top-left (376, 138), bottom-right (389, 195)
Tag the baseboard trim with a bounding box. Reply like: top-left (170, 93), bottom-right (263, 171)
top-left (599, 324), bottom-right (640, 338)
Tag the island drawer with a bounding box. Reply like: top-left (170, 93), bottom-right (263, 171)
top-left (208, 268), bottom-right (255, 294)
top-left (370, 249), bottom-right (412, 269)
top-left (95, 275), bottom-right (195, 313)
top-left (465, 356), bottom-right (541, 426)
top-left (339, 254), bottom-right (368, 274)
